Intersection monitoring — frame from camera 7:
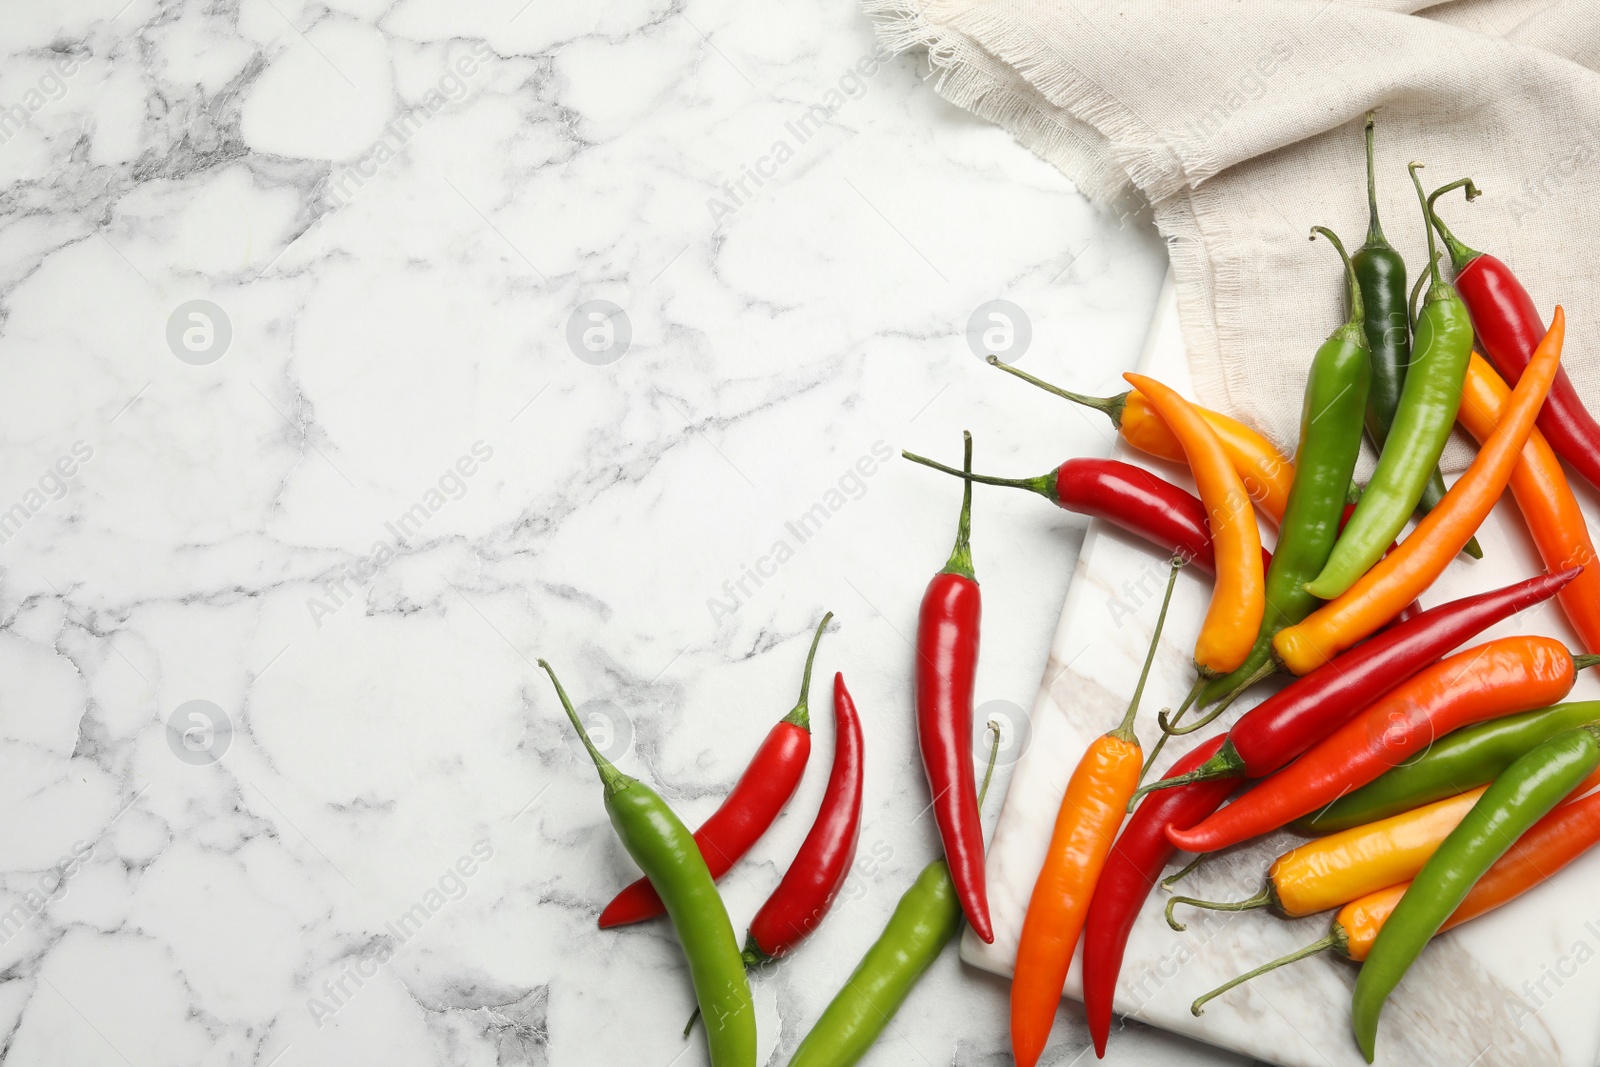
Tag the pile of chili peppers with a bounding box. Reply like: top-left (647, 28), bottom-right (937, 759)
top-left (556, 112), bottom-right (1600, 1066)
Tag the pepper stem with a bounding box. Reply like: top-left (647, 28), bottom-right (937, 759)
top-left (1408, 162), bottom-right (1447, 296)
top-left (1127, 745), bottom-right (1240, 810)
top-left (1109, 557), bottom-right (1184, 744)
top-left (782, 612), bottom-right (834, 729)
top-left (1162, 853), bottom-right (1207, 889)
top-left (1574, 654), bottom-right (1600, 672)
top-left (1408, 251), bottom-right (1439, 330)
top-left (1190, 934), bottom-right (1338, 1016)
top-left (1362, 113), bottom-right (1386, 248)
top-left (542, 659), bottom-right (631, 798)
top-left (899, 449), bottom-right (1055, 499)
top-left (1426, 176), bottom-right (1484, 273)
top-left (1311, 226), bottom-right (1363, 328)
top-left (1165, 886), bottom-right (1271, 931)
top-left (978, 720), bottom-right (1002, 807)
top-left (985, 355), bottom-right (1128, 428)
top-left (1142, 675), bottom-right (1207, 776)
top-left (939, 431), bottom-right (976, 581)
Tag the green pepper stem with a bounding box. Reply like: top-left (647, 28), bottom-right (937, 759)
top-left (899, 449), bottom-right (1055, 499)
top-left (542, 659), bottom-right (631, 797)
top-left (1362, 113), bottom-right (1387, 249)
top-left (1127, 745), bottom-right (1241, 810)
top-left (1190, 934), bottom-right (1338, 1016)
top-left (1426, 177), bottom-right (1485, 273)
top-left (1166, 885), bottom-right (1270, 931)
top-left (1311, 226), bottom-right (1364, 329)
top-left (1158, 677), bottom-right (1230, 737)
top-left (1409, 162), bottom-right (1447, 293)
top-left (782, 612), bottom-right (834, 729)
top-left (1574, 654), bottom-right (1600, 672)
top-left (1110, 557), bottom-right (1184, 744)
top-left (985, 355), bottom-right (1128, 428)
top-left (1408, 251), bottom-right (1440, 331)
top-left (1162, 853), bottom-right (1207, 889)
top-left (978, 720), bottom-right (1002, 807)
top-left (939, 431), bottom-right (976, 581)
top-left (1142, 675), bottom-right (1207, 777)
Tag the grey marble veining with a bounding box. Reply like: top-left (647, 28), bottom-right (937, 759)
top-left (0, 2), bottom-right (1295, 1066)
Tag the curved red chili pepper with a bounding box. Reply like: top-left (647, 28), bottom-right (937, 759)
top-left (1130, 570), bottom-right (1579, 806)
top-left (1451, 251), bottom-right (1600, 495)
top-left (597, 614), bottom-right (830, 928)
top-left (916, 432), bottom-right (992, 942)
top-left (744, 672), bottom-right (865, 961)
top-left (1082, 735), bottom-right (1236, 1058)
top-left (1057, 459), bottom-right (1273, 577)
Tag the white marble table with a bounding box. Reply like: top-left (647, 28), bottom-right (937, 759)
top-left (0, 2), bottom-right (1263, 1066)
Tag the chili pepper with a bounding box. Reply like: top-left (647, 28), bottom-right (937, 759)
top-left (897, 451), bottom-right (1273, 578)
top-left (1307, 166), bottom-right (1477, 600)
top-left (1352, 116), bottom-right (1481, 559)
top-left (1082, 734), bottom-right (1237, 1058)
top-left (786, 723), bottom-right (1002, 1067)
top-left (1129, 570), bottom-right (1577, 803)
top-left (599, 614), bottom-right (830, 927)
top-left (743, 671), bottom-right (864, 962)
top-left (1124, 373), bottom-right (1264, 679)
top-left (1458, 353), bottom-right (1600, 653)
top-left (1167, 786), bottom-right (1487, 929)
top-left (1430, 184), bottom-right (1600, 495)
top-left (1168, 636), bottom-right (1600, 853)
top-left (1189, 780), bottom-right (1600, 1016)
top-left (1301, 700), bottom-right (1600, 833)
top-left (914, 431), bottom-right (992, 942)
top-left (1352, 725), bottom-right (1600, 1060)
top-left (1012, 558), bottom-right (1181, 1067)
top-left (546, 661), bottom-right (755, 1067)
top-left (988, 357), bottom-right (1293, 524)
top-left (1274, 306), bottom-right (1568, 674)
top-left (1187, 227), bottom-right (1370, 715)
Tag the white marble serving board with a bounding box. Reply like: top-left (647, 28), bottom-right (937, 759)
top-left (960, 273), bottom-right (1600, 1067)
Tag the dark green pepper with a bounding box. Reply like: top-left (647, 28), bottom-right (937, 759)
top-left (1300, 700), bottom-right (1600, 833)
top-left (1309, 162), bottom-right (1476, 600)
top-left (546, 661), bottom-right (756, 1067)
top-left (1174, 227), bottom-right (1370, 721)
top-left (1352, 724), bottom-right (1600, 1061)
top-left (1352, 115), bottom-right (1479, 560)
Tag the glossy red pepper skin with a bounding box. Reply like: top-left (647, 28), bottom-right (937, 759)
top-left (1054, 459), bottom-right (1272, 577)
top-left (1082, 736), bottom-right (1235, 1058)
top-left (599, 724), bottom-right (807, 927)
top-left (917, 568), bottom-right (991, 942)
top-left (1457, 254), bottom-right (1600, 494)
top-left (745, 673), bottom-right (865, 960)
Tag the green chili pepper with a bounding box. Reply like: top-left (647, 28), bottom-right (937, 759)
top-left (787, 725), bottom-right (1001, 1067)
top-left (1307, 162), bottom-right (1477, 600)
top-left (1178, 227), bottom-right (1371, 718)
top-left (1300, 701), bottom-right (1600, 833)
top-left (545, 660), bottom-right (756, 1067)
top-left (1351, 724), bottom-right (1600, 1061)
top-left (1352, 115), bottom-right (1480, 560)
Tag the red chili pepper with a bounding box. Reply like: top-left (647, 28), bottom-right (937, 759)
top-left (915, 432), bottom-right (992, 942)
top-left (1082, 735), bottom-right (1236, 1058)
top-left (1167, 635), bottom-right (1600, 853)
top-left (1130, 570), bottom-right (1578, 805)
top-left (743, 672), bottom-right (865, 961)
top-left (898, 451), bottom-right (1273, 578)
top-left (1431, 201), bottom-right (1600, 494)
top-left (597, 613), bottom-right (830, 928)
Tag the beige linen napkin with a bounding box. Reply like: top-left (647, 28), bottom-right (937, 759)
top-left (869, 0), bottom-right (1600, 467)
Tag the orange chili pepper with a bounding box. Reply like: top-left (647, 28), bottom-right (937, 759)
top-left (1010, 561), bottom-right (1180, 1067)
top-left (1188, 772), bottom-right (1600, 1016)
top-left (988, 360), bottom-right (1295, 524)
top-left (1458, 352), bottom-right (1600, 653)
top-left (1274, 308), bottom-right (1566, 675)
top-left (1166, 787), bottom-right (1484, 927)
top-left (1124, 373), bottom-right (1265, 676)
